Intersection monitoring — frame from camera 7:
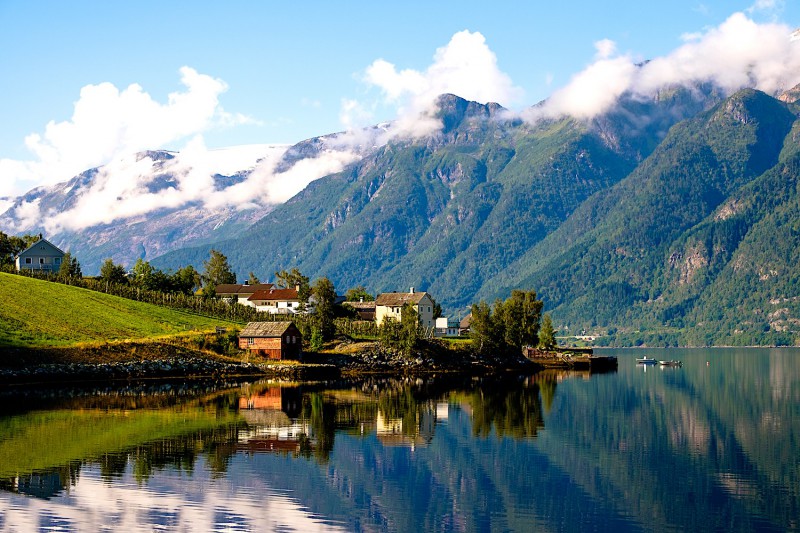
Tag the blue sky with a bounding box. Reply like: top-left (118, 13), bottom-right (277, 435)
top-left (1, 0), bottom-right (798, 198)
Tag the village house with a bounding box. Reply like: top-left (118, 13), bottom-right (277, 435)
top-left (215, 282), bottom-right (274, 306)
top-left (238, 321), bottom-right (303, 360)
top-left (434, 317), bottom-right (460, 337)
top-left (15, 237), bottom-right (65, 273)
top-left (375, 288), bottom-right (435, 329)
top-left (248, 286), bottom-right (305, 314)
top-left (346, 300), bottom-right (377, 321)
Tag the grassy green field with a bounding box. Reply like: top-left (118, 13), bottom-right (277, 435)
top-left (0, 273), bottom-right (238, 348)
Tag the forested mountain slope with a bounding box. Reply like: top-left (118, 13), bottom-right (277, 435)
top-left (486, 89), bottom-right (799, 345)
top-left (154, 89), bottom-right (715, 314)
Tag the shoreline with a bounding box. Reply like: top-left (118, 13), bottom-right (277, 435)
top-left (0, 339), bottom-right (544, 385)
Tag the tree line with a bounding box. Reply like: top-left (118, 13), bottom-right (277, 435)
top-left (4, 232), bottom-right (557, 356)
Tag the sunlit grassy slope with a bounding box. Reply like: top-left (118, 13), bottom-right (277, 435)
top-left (0, 273), bottom-right (235, 348)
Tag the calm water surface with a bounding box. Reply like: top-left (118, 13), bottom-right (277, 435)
top-left (0, 348), bottom-right (798, 532)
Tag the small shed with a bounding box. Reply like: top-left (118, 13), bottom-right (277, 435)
top-left (238, 321), bottom-right (302, 360)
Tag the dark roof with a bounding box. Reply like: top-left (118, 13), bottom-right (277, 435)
top-left (460, 314), bottom-right (472, 328)
top-left (16, 238), bottom-right (65, 258)
top-left (346, 301), bottom-right (377, 310)
top-left (239, 321), bottom-right (297, 337)
top-left (249, 288), bottom-right (299, 301)
top-left (216, 283), bottom-right (274, 296)
top-left (375, 291), bottom-right (429, 307)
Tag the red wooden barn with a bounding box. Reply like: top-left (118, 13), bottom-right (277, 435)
top-left (238, 321), bottom-right (302, 360)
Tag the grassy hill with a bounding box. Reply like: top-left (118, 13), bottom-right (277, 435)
top-left (0, 273), bottom-right (236, 348)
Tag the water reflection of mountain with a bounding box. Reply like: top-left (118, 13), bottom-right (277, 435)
top-left (1, 351), bottom-right (797, 531)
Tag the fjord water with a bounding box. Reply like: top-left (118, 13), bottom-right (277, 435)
top-left (0, 348), bottom-right (797, 532)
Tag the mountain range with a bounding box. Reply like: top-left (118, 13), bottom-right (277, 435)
top-left (3, 83), bottom-right (799, 346)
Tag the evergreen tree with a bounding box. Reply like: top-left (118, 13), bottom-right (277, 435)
top-left (247, 271), bottom-right (260, 285)
top-left (202, 249), bottom-right (236, 297)
top-left (58, 252), bottom-right (82, 278)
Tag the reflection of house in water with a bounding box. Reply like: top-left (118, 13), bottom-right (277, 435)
top-left (237, 386), bottom-right (309, 454)
top-left (375, 402), bottom-right (447, 449)
top-left (0, 471), bottom-right (70, 499)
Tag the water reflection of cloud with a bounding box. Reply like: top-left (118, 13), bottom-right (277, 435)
top-left (0, 466), bottom-right (348, 532)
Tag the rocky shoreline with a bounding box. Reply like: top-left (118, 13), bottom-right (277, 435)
top-left (0, 339), bottom-right (543, 385)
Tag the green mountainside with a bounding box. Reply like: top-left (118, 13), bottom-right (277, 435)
top-left (488, 89), bottom-right (800, 345)
top-left (153, 87), bottom-right (800, 346)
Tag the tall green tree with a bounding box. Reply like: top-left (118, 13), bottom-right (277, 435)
top-left (311, 277), bottom-right (337, 340)
top-left (202, 249), bottom-right (236, 297)
top-left (470, 289), bottom-right (543, 357)
top-left (130, 258), bottom-right (155, 288)
top-left (470, 300), bottom-right (497, 355)
top-left (0, 232), bottom-right (39, 267)
top-left (58, 252), bottom-right (82, 278)
top-left (399, 303), bottom-right (420, 355)
top-left (247, 271), bottom-right (261, 285)
top-left (173, 265), bottom-right (201, 294)
top-left (274, 267), bottom-right (310, 310)
top-left (99, 258), bottom-right (127, 285)
top-left (499, 289), bottom-right (543, 353)
top-left (538, 313), bottom-right (556, 350)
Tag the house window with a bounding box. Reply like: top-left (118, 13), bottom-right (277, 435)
top-left (54, 257), bottom-right (61, 265)
top-left (247, 338), bottom-right (255, 345)
top-left (39, 258), bottom-right (45, 264)
top-left (25, 257), bottom-right (32, 264)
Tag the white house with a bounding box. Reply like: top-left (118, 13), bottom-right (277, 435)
top-left (434, 317), bottom-right (460, 337)
top-left (375, 288), bottom-right (435, 329)
top-left (215, 283), bottom-right (274, 306)
top-left (248, 287), bottom-right (304, 314)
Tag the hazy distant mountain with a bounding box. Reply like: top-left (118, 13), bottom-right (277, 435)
top-left (0, 130), bottom-right (383, 273)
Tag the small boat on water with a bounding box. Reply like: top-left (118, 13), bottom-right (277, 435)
top-left (659, 360), bottom-right (682, 367)
top-left (636, 357), bottom-right (658, 365)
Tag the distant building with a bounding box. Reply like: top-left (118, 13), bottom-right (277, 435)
top-left (15, 238), bottom-right (65, 273)
top-left (459, 314), bottom-right (472, 336)
top-left (375, 288), bottom-right (435, 329)
top-left (238, 321), bottom-right (302, 360)
top-left (346, 300), bottom-right (377, 321)
top-left (248, 287), bottom-right (304, 314)
top-left (215, 283), bottom-right (274, 306)
top-left (434, 317), bottom-right (460, 337)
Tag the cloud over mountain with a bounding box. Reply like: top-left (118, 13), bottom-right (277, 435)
top-left (0, 67), bottom-right (253, 198)
top-left (530, 12), bottom-right (800, 121)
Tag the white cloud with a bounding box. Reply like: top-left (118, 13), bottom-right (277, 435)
top-left (527, 12), bottom-right (800, 122)
top-left (0, 67), bottom-right (252, 198)
top-left (344, 30), bottom-right (524, 137)
top-left (3, 134), bottom-right (367, 233)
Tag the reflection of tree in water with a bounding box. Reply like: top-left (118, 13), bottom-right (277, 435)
top-left (530, 371), bottom-right (560, 413)
top-left (298, 393), bottom-right (336, 463)
top-left (469, 378), bottom-right (545, 439)
top-left (99, 424), bottom-right (243, 483)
